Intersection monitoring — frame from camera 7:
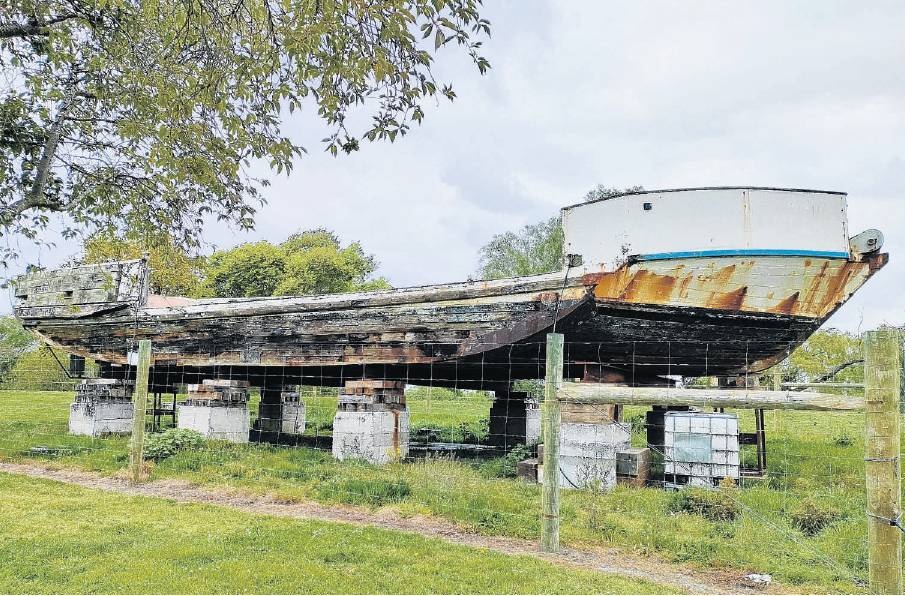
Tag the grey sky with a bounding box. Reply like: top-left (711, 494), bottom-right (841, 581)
top-left (6, 1), bottom-right (904, 332)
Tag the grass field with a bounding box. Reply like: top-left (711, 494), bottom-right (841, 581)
top-left (0, 472), bottom-right (674, 594)
top-left (0, 388), bottom-right (901, 593)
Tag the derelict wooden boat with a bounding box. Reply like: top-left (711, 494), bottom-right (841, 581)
top-left (14, 187), bottom-right (886, 389)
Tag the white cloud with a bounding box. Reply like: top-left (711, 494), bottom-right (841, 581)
top-left (5, 0), bottom-right (904, 331)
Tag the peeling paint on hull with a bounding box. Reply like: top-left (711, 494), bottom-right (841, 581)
top-left (15, 253), bottom-right (885, 386)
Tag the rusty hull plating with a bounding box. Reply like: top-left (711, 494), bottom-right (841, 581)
top-left (586, 252), bottom-right (886, 319)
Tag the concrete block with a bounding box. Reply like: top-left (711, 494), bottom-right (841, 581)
top-left (69, 397), bottom-right (133, 436)
top-left (281, 401), bottom-right (306, 435)
top-left (525, 399), bottom-right (541, 445)
top-left (332, 409), bottom-right (409, 464)
top-left (517, 458), bottom-right (539, 482)
top-left (256, 401), bottom-right (283, 433)
top-left (178, 403), bottom-right (249, 443)
top-left (617, 447), bottom-right (651, 477)
top-left (560, 454), bottom-right (619, 490)
top-left (550, 422), bottom-right (631, 491)
top-left (488, 394), bottom-right (528, 448)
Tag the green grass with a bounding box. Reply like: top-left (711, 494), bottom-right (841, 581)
top-left (1, 389), bottom-right (901, 593)
top-left (0, 472), bottom-right (674, 594)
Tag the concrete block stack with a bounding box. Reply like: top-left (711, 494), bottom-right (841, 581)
top-left (278, 389), bottom-right (306, 435)
top-left (332, 380), bottom-right (409, 464)
top-left (177, 379), bottom-right (249, 443)
top-left (558, 419), bottom-right (631, 490)
top-left (69, 378), bottom-right (135, 437)
top-left (525, 397), bottom-right (541, 445)
top-left (255, 388), bottom-right (306, 436)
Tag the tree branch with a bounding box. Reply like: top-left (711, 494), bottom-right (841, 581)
top-left (0, 13), bottom-right (79, 39)
top-left (0, 89), bottom-right (78, 227)
top-left (814, 359), bottom-right (864, 383)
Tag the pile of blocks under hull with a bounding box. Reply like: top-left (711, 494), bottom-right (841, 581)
top-left (69, 379), bottom-right (134, 437)
top-left (177, 379), bottom-right (250, 443)
top-left (332, 380), bottom-right (409, 465)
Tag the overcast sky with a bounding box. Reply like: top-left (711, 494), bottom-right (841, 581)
top-left (7, 1), bottom-right (905, 332)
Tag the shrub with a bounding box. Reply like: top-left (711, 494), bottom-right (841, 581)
top-left (791, 498), bottom-right (841, 536)
top-left (143, 429), bottom-right (205, 461)
top-left (668, 487), bottom-right (739, 522)
top-left (478, 443), bottom-right (533, 479)
top-left (624, 412), bottom-right (647, 435)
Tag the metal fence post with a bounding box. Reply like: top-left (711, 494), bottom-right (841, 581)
top-left (541, 332), bottom-right (563, 553)
top-left (130, 339), bottom-right (152, 484)
top-left (864, 328), bottom-right (903, 594)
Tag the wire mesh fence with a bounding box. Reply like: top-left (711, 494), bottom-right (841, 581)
top-left (0, 329), bottom-right (901, 592)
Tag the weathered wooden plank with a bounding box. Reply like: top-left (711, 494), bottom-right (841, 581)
top-left (20, 287), bottom-right (115, 307)
top-left (137, 273), bottom-right (582, 320)
top-left (15, 270), bottom-right (118, 296)
top-left (558, 382), bottom-right (865, 411)
top-left (782, 382), bottom-right (864, 389)
top-left (14, 304), bottom-right (130, 319)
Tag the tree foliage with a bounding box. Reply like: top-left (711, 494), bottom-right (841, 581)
top-left (0, 315), bottom-right (37, 378)
top-left (82, 228), bottom-right (205, 295)
top-left (583, 184), bottom-right (645, 202)
top-left (0, 0), bottom-right (491, 264)
top-left (777, 329), bottom-right (864, 385)
top-left (478, 216), bottom-right (563, 280)
top-left (201, 229), bottom-right (390, 298)
top-left (477, 185), bottom-right (644, 280)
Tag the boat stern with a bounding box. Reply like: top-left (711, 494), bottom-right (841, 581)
top-left (13, 259), bottom-right (150, 323)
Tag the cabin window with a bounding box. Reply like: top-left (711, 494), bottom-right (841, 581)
top-left (64, 290), bottom-right (74, 299)
top-left (643, 202), bottom-right (653, 211)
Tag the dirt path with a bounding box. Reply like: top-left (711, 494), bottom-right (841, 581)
top-left (0, 461), bottom-right (768, 595)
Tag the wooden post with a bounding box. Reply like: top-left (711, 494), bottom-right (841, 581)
top-left (129, 340), bottom-right (152, 484)
top-left (864, 328), bottom-right (903, 594)
top-left (541, 333), bottom-right (564, 553)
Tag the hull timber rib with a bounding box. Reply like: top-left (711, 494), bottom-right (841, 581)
top-left (13, 187), bottom-right (888, 388)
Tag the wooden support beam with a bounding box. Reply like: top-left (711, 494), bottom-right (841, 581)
top-left (864, 328), bottom-right (903, 594)
top-left (129, 340), bottom-right (152, 484)
top-left (558, 382), bottom-right (865, 411)
top-left (540, 333), bottom-right (563, 554)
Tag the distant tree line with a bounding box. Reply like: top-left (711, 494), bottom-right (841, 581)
top-left (81, 228), bottom-right (389, 298)
top-left (477, 185), bottom-right (644, 280)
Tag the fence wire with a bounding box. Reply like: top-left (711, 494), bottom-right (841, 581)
top-left (0, 330), bottom-right (898, 592)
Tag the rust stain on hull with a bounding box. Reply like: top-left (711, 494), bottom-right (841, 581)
top-left (768, 291), bottom-right (800, 315)
top-left (592, 253), bottom-right (886, 319)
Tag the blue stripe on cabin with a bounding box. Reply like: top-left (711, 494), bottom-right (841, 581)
top-left (636, 249), bottom-right (851, 261)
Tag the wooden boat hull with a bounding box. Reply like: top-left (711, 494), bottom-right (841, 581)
top-left (15, 252), bottom-right (886, 388)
